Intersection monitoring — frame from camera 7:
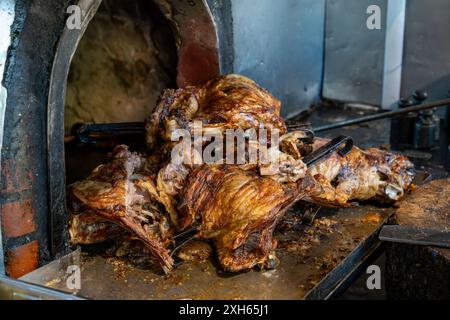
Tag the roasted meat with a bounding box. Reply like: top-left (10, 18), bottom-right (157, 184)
top-left (176, 240), bottom-right (213, 263)
top-left (257, 133), bottom-right (308, 183)
top-left (146, 75), bottom-right (309, 229)
top-left (179, 165), bottom-right (299, 272)
top-left (300, 138), bottom-right (415, 207)
top-left (176, 140), bottom-right (415, 271)
top-left (279, 131), bottom-right (313, 159)
top-left (68, 211), bottom-right (125, 245)
top-left (146, 74), bottom-right (287, 154)
top-left (67, 74), bottom-right (416, 274)
top-left (67, 145), bottom-right (175, 273)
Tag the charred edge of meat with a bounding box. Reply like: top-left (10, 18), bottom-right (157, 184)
top-left (68, 210), bottom-right (125, 245)
top-left (67, 145), bottom-right (175, 273)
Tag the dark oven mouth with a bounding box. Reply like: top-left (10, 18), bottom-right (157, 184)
top-left (64, 0), bottom-right (179, 185)
top-left (47, 0), bottom-right (220, 259)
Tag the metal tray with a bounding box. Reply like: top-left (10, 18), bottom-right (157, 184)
top-left (17, 205), bottom-right (391, 300)
top-left (15, 172), bottom-right (430, 300)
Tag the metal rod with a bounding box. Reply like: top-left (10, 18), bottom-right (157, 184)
top-left (73, 122), bottom-right (145, 144)
top-left (302, 135), bottom-right (353, 166)
top-left (77, 122), bottom-right (145, 133)
top-left (287, 98), bottom-right (450, 133)
top-left (72, 97), bottom-right (450, 140)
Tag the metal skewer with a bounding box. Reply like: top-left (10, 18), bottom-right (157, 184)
top-left (70, 97), bottom-right (450, 143)
top-left (302, 135), bottom-right (354, 166)
top-left (287, 97), bottom-right (450, 133)
top-left (72, 122), bottom-right (146, 144)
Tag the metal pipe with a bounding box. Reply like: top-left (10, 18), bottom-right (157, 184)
top-left (287, 98), bottom-right (450, 133)
top-left (72, 98), bottom-right (450, 140)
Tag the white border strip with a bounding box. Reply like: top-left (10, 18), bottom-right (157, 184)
top-left (381, 0), bottom-right (406, 110)
top-left (0, 0), bottom-right (16, 275)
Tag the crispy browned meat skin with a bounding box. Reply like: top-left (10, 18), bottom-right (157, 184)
top-left (279, 131), bottom-right (313, 159)
top-left (300, 138), bottom-right (415, 207)
top-left (146, 74), bottom-right (287, 154)
top-left (179, 165), bottom-right (298, 272)
top-left (67, 145), bottom-right (174, 273)
top-left (68, 211), bottom-right (125, 245)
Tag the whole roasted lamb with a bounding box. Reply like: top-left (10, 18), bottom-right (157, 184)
top-left (67, 74), bottom-right (415, 273)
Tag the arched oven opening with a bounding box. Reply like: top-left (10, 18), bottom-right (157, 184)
top-left (64, 0), bottom-right (178, 185)
top-left (48, 0), bottom-right (220, 260)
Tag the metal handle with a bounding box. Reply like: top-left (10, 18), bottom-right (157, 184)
top-left (302, 135), bottom-right (354, 166)
top-left (72, 122), bottom-right (145, 144)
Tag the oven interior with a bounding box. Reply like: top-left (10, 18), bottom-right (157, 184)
top-left (65, 0), bottom-right (178, 185)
